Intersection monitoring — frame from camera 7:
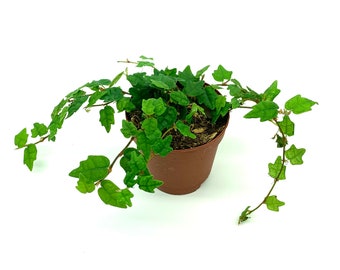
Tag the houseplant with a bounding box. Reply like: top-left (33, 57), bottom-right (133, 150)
top-left (14, 56), bottom-right (317, 224)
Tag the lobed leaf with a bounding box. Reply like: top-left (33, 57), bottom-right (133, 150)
top-left (98, 180), bottom-right (133, 208)
top-left (67, 95), bottom-right (88, 118)
top-left (268, 156), bottom-right (286, 180)
top-left (197, 86), bottom-right (217, 110)
top-left (212, 65), bottom-right (232, 82)
top-left (152, 135), bottom-right (173, 156)
top-left (24, 144), bottom-right (37, 171)
top-left (141, 118), bottom-right (162, 142)
top-left (142, 98), bottom-right (166, 116)
top-left (175, 120), bottom-right (196, 139)
top-left (244, 101), bottom-right (279, 122)
top-left (137, 175), bottom-right (163, 193)
top-left (15, 128), bottom-right (28, 148)
top-left (195, 65), bottom-right (210, 78)
top-left (265, 195), bottom-right (285, 211)
top-left (286, 144), bottom-right (306, 165)
top-left (99, 105), bottom-right (115, 133)
top-left (120, 120), bottom-right (138, 138)
top-left (31, 123), bottom-right (48, 138)
top-left (170, 91), bottom-right (190, 106)
top-left (262, 80), bottom-right (280, 101)
top-left (183, 80), bottom-right (205, 97)
top-left (278, 115), bottom-right (294, 136)
top-left (69, 155), bottom-right (110, 181)
top-left (76, 173), bottom-right (96, 193)
top-left (285, 95), bottom-right (318, 114)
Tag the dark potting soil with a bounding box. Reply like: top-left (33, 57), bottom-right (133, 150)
top-left (128, 110), bottom-right (228, 150)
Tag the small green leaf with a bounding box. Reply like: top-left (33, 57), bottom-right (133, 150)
top-left (109, 71), bottom-right (124, 87)
top-left (129, 151), bottom-right (147, 174)
top-left (186, 103), bottom-right (205, 123)
top-left (101, 87), bottom-right (124, 103)
top-left (135, 131), bottom-right (152, 160)
top-left (76, 173), bottom-right (96, 193)
top-left (265, 195), bottom-right (285, 211)
top-left (285, 95), bottom-right (318, 114)
top-left (262, 80), bottom-right (280, 101)
top-left (98, 180), bottom-right (133, 208)
top-left (120, 120), bottom-right (138, 138)
top-left (157, 106), bottom-right (177, 130)
top-left (87, 91), bottom-right (106, 107)
top-left (238, 206), bottom-right (251, 224)
top-left (197, 86), bottom-right (217, 110)
top-left (24, 144), bottom-right (37, 171)
top-left (152, 135), bottom-right (173, 156)
top-left (286, 144), bottom-right (306, 165)
top-left (136, 61), bottom-right (154, 68)
top-left (195, 65), bottom-right (210, 78)
top-left (170, 91), bottom-right (190, 106)
top-left (15, 128), bottom-right (28, 148)
top-left (31, 123), bottom-right (48, 138)
top-left (183, 80), bottom-right (205, 97)
top-left (69, 155), bottom-right (110, 181)
top-left (142, 98), bottom-right (166, 116)
top-left (51, 98), bottom-right (68, 119)
top-left (141, 118), bottom-right (162, 142)
top-left (137, 175), bottom-right (163, 193)
top-left (268, 156), bottom-right (286, 180)
top-left (244, 101), bottom-right (279, 122)
top-left (116, 97), bottom-right (135, 112)
top-left (278, 115), bottom-right (294, 136)
top-left (212, 65), bottom-right (232, 82)
top-left (99, 105), bottom-right (115, 133)
top-left (67, 95), bottom-right (88, 118)
top-left (175, 120), bottom-right (196, 139)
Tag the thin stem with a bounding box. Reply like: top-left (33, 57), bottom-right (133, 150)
top-left (108, 137), bottom-right (134, 172)
top-left (15, 135), bottom-right (49, 150)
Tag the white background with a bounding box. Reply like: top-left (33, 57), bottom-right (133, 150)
top-left (1, 0), bottom-right (339, 269)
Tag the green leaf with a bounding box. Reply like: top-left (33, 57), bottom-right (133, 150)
top-left (152, 135), bottom-right (173, 156)
top-left (87, 91), bottom-right (106, 107)
top-left (197, 86), bottom-right (217, 110)
top-left (135, 131), bottom-right (152, 160)
top-left (51, 98), bottom-right (68, 119)
top-left (67, 95), bottom-right (88, 118)
top-left (238, 206), bottom-right (251, 224)
top-left (142, 98), bottom-right (166, 116)
top-left (170, 91), bottom-right (190, 106)
top-left (212, 65), bottom-right (232, 82)
top-left (286, 144), bottom-right (306, 165)
top-left (278, 115), bottom-right (294, 136)
top-left (129, 151), bottom-right (147, 174)
top-left (15, 128), bottom-right (28, 148)
top-left (69, 155), bottom-right (110, 181)
top-left (183, 80), bottom-right (205, 97)
top-left (244, 101), bottom-right (279, 122)
top-left (195, 65), bottom-right (210, 78)
top-left (99, 106), bottom-right (115, 133)
top-left (136, 61), bottom-right (154, 68)
top-left (262, 80), bottom-right (280, 101)
top-left (157, 106), bottom-right (177, 130)
top-left (116, 97), bottom-right (135, 112)
top-left (265, 195), bottom-right (285, 211)
top-left (31, 123), bottom-right (48, 138)
top-left (137, 175), bottom-right (163, 192)
top-left (24, 144), bottom-right (37, 171)
top-left (175, 120), bottom-right (196, 139)
top-left (285, 94), bottom-right (318, 114)
top-left (268, 156), bottom-right (286, 180)
top-left (186, 103), bottom-right (205, 123)
top-left (150, 74), bottom-right (176, 90)
top-left (109, 71), bottom-right (124, 87)
top-left (141, 118), bottom-right (162, 142)
top-left (76, 173), bottom-right (96, 193)
top-left (101, 87), bottom-right (124, 103)
top-left (98, 180), bottom-right (133, 208)
top-left (120, 120), bottom-right (138, 138)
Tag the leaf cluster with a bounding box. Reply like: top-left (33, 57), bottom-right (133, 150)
top-left (14, 56), bottom-right (318, 222)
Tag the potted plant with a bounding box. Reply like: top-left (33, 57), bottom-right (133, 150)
top-left (14, 56), bottom-right (317, 224)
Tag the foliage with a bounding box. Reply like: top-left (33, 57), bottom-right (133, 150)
top-left (14, 56), bottom-right (317, 223)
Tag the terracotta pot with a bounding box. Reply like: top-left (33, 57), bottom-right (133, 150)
top-left (148, 112), bottom-right (230, 195)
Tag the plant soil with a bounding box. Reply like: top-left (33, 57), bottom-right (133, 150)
top-left (128, 111), bottom-right (228, 150)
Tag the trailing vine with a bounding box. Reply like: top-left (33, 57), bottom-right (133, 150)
top-left (14, 56), bottom-right (317, 223)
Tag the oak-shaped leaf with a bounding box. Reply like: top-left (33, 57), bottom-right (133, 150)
top-left (244, 101), bottom-right (279, 122)
top-left (31, 123), bottom-right (48, 138)
top-left (24, 144), bottom-right (37, 171)
top-left (69, 155), bottom-right (110, 181)
top-left (15, 128), bottom-right (28, 148)
top-left (99, 105), bottom-right (115, 133)
top-left (212, 65), bottom-right (232, 82)
top-left (142, 98), bottom-right (166, 116)
top-left (175, 120), bottom-right (196, 139)
top-left (98, 180), bottom-right (133, 208)
top-left (278, 115), bottom-right (294, 136)
top-left (268, 156), bottom-right (286, 180)
top-left (170, 91), bottom-right (190, 106)
top-left (286, 144), bottom-right (306, 165)
top-left (285, 95), bottom-right (318, 114)
top-left (137, 175), bottom-right (163, 193)
top-left (76, 173), bottom-right (96, 194)
top-left (262, 80), bottom-right (280, 101)
top-left (265, 195), bottom-right (285, 211)
top-left (120, 120), bottom-right (138, 138)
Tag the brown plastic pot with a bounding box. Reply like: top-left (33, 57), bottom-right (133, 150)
top-left (148, 112), bottom-right (230, 195)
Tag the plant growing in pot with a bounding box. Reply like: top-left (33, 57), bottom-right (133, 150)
top-left (14, 56), bottom-right (317, 224)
